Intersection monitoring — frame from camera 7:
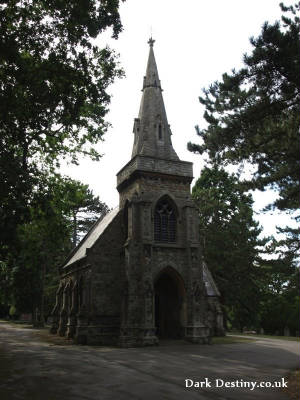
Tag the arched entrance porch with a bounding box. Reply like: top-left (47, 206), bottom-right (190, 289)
top-left (154, 267), bottom-right (186, 339)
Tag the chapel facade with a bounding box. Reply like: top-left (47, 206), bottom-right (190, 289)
top-left (50, 39), bottom-right (224, 346)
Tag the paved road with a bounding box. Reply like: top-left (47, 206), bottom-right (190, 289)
top-left (0, 322), bottom-right (299, 400)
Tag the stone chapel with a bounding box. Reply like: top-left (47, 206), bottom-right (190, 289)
top-left (50, 39), bottom-right (224, 346)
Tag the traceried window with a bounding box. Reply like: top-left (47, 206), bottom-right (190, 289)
top-left (154, 198), bottom-right (176, 242)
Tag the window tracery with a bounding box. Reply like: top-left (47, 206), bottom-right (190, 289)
top-left (154, 198), bottom-right (176, 242)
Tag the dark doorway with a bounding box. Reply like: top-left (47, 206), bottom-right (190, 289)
top-left (154, 268), bottom-right (185, 339)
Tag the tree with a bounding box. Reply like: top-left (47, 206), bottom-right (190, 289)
top-left (259, 227), bottom-right (300, 335)
top-left (51, 176), bottom-right (110, 246)
top-left (13, 190), bottom-right (72, 325)
top-left (259, 260), bottom-right (299, 335)
top-left (9, 174), bottom-right (109, 325)
top-left (192, 166), bottom-right (265, 331)
top-left (0, 0), bottom-right (124, 259)
top-left (188, 2), bottom-right (299, 212)
top-left (0, 260), bottom-right (13, 317)
top-left (0, 0), bottom-right (124, 166)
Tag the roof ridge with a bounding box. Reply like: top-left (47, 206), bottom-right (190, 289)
top-left (62, 206), bottom-right (119, 268)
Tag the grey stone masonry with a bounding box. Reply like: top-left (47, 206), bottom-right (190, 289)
top-left (117, 154), bottom-right (193, 191)
top-left (50, 38), bottom-right (224, 347)
top-left (131, 38), bottom-right (179, 161)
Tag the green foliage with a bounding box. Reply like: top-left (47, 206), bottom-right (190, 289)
top-left (192, 166), bottom-right (299, 334)
top-left (0, 0), bottom-right (124, 260)
top-left (259, 282), bottom-right (299, 335)
top-left (0, 260), bottom-right (13, 308)
top-left (259, 236), bottom-right (300, 335)
top-left (12, 175), bottom-right (72, 318)
top-left (52, 176), bottom-right (110, 246)
top-left (192, 166), bottom-right (264, 330)
top-left (189, 2), bottom-right (299, 334)
top-left (0, 1), bottom-right (121, 322)
top-left (9, 305), bottom-right (17, 318)
top-left (0, 0), bottom-right (124, 166)
top-left (188, 2), bottom-right (299, 211)
top-left (6, 174), bottom-right (109, 320)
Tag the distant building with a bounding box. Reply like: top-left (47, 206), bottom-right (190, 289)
top-left (50, 39), bottom-right (224, 346)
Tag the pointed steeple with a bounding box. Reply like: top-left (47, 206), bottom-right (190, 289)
top-left (117, 38), bottom-right (193, 195)
top-left (131, 39), bottom-right (179, 161)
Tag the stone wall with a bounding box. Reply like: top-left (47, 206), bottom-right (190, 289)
top-left (85, 210), bottom-right (126, 344)
top-left (117, 154), bottom-right (193, 190)
top-left (50, 163), bottom-right (223, 346)
top-left (119, 174), bottom-right (197, 247)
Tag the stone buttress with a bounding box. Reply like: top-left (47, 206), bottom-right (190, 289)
top-left (50, 38), bottom-right (224, 346)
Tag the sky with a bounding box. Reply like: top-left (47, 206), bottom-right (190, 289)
top-left (61, 0), bottom-right (294, 238)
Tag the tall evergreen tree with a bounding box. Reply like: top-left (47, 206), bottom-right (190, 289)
top-left (189, 4), bottom-right (299, 323)
top-left (259, 258), bottom-right (299, 335)
top-left (259, 226), bottom-right (300, 335)
top-left (188, 2), bottom-right (299, 212)
top-left (52, 177), bottom-right (110, 247)
top-left (192, 166), bottom-right (265, 330)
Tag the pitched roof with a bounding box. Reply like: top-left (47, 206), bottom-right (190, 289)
top-left (203, 261), bottom-right (220, 297)
top-left (63, 206), bottom-right (120, 268)
top-left (62, 204), bottom-right (220, 299)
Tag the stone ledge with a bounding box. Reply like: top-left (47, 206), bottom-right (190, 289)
top-left (117, 155), bottom-right (193, 189)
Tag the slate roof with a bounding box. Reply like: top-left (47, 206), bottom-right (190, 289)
top-left (62, 205), bottom-right (219, 298)
top-left (203, 261), bottom-right (220, 297)
top-left (63, 206), bottom-right (120, 268)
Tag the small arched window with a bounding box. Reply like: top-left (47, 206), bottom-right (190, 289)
top-left (154, 198), bottom-right (176, 243)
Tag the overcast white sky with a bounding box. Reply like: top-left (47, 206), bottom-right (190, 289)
top-left (62, 0), bottom-right (294, 238)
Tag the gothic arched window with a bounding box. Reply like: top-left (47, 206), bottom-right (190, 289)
top-left (154, 198), bottom-right (176, 243)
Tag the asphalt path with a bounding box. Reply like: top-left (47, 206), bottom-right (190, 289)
top-left (0, 321), bottom-right (299, 400)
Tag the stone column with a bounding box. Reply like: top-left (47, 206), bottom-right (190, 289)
top-left (119, 199), bottom-right (158, 347)
top-left (140, 265), bottom-right (158, 345)
top-left (58, 282), bottom-right (69, 336)
top-left (119, 234), bottom-right (152, 346)
top-left (75, 274), bottom-right (89, 344)
top-left (141, 243), bottom-right (158, 345)
top-left (50, 282), bottom-right (63, 334)
top-left (118, 241), bottom-right (142, 347)
top-left (185, 246), bottom-right (210, 344)
top-left (66, 281), bottom-right (77, 339)
top-left (214, 299), bottom-right (225, 336)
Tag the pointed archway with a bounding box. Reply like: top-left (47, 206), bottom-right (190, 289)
top-left (154, 267), bottom-right (186, 339)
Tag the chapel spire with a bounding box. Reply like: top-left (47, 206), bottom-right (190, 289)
top-left (131, 39), bottom-right (179, 161)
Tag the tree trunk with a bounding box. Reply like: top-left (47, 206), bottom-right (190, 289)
top-left (72, 210), bottom-right (77, 248)
top-left (39, 263), bottom-right (46, 327)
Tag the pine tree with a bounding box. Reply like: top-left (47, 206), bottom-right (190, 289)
top-left (188, 2), bottom-right (299, 212)
top-left (192, 166), bottom-right (265, 330)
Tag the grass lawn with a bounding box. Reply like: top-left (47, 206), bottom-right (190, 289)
top-left (0, 319), bottom-right (32, 328)
top-left (229, 332), bottom-right (300, 342)
top-left (212, 336), bottom-right (256, 344)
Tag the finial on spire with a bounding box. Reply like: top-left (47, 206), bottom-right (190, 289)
top-left (148, 37), bottom-right (155, 47)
